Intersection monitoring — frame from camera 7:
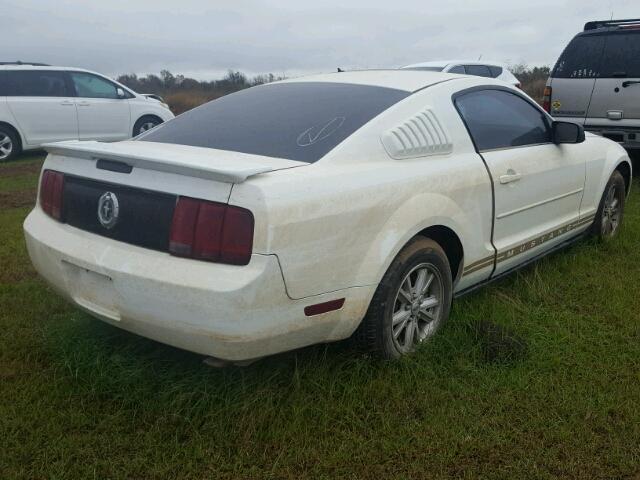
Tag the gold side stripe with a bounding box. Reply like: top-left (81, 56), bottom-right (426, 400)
top-left (462, 215), bottom-right (596, 277)
top-left (463, 255), bottom-right (494, 272)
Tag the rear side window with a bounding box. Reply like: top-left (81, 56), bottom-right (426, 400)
top-left (488, 66), bottom-right (503, 78)
top-left (0, 70), bottom-right (70, 97)
top-left (552, 35), bottom-right (605, 78)
top-left (139, 82), bottom-right (410, 163)
top-left (455, 89), bottom-right (551, 151)
top-left (599, 32), bottom-right (640, 78)
top-left (448, 65), bottom-right (466, 74)
top-left (464, 65), bottom-right (492, 78)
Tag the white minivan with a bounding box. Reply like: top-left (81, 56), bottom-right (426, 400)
top-left (0, 64), bottom-right (174, 161)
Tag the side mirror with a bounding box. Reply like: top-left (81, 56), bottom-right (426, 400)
top-left (553, 121), bottom-right (585, 144)
top-left (116, 87), bottom-right (127, 99)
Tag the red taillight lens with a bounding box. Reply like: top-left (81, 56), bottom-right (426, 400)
top-left (220, 206), bottom-right (255, 265)
top-left (40, 170), bottom-right (64, 220)
top-left (169, 197), bottom-right (254, 265)
top-left (169, 197), bottom-right (200, 256)
top-left (542, 86), bottom-right (552, 113)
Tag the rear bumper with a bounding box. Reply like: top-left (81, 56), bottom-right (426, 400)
top-left (24, 208), bottom-right (370, 361)
top-left (585, 126), bottom-right (640, 149)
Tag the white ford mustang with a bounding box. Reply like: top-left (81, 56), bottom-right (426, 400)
top-left (24, 70), bottom-right (631, 362)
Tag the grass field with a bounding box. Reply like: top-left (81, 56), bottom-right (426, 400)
top-left (2, 153), bottom-right (640, 479)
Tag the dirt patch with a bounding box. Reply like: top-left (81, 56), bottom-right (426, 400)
top-left (0, 266), bottom-right (38, 284)
top-left (471, 320), bottom-right (528, 364)
top-left (0, 189), bottom-right (37, 210)
top-left (0, 160), bottom-right (43, 178)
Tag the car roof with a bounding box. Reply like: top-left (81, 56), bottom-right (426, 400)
top-left (277, 69), bottom-right (464, 93)
top-left (0, 65), bottom-right (95, 73)
top-left (402, 60), bottom-right (507, 69)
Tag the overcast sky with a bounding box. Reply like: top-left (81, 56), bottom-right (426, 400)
top-left (3, 0), bottom-right (639, 80)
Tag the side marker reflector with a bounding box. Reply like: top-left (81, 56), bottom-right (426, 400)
top-left (304, 298), bottom-right (345, 316)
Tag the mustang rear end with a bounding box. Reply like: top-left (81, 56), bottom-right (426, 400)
top-left (23, 141), bottom-right (365, 361)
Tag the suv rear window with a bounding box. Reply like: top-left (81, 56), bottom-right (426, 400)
top-left (599, 32), bottom-right (640, 78)
top-left (138, 82), bottom-right (410, 163)
top-left (552, 34), bottom-right (605, 79)
top-left (0, 70), bottom-right (71, 96)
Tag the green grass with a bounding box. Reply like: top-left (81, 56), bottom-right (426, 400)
top-left (2, 154), bottom-right (640, 479)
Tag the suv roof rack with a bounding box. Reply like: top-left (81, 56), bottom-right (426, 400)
top-left (0, 61), bottom-right (50, 66)
top-left (584, 18), bottom-right (640, 31)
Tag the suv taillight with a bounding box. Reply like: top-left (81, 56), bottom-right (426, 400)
top-left (40, 170), bottom-right (64, 220)
top-left (169, 197), bottom-right (254, 265)
top-left (542, 86), bottom-right (552, 113)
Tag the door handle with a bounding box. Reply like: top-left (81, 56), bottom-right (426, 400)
top-left (77, 101), bottom-right (91, 107)
top-left (499, 171), bottom-right (522, 184)
top-left (622, 80), bottom-right (640, 88)
top-left (60, 101), bottom-right (74, 106)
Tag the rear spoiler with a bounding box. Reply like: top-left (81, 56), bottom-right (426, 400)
top-left (585, 18), bottom-right (640, 31)
top-left (43, 140), bottom-right (305, 184)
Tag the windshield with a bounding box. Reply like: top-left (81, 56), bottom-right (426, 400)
top-left (138, 82), bottom-right (409, 163)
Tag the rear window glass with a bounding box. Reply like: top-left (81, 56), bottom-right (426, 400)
top-left (599, 32), bottom-right (640, 78)
top-left (464, 65), bottom-right (492, 78)
top-left (552, 34), bottom-right (605, 79)
top-left (138, 82), bottom-right (409, 163)
top-left (0, 70), bottom-right (70, 96)
top-left (488, 66), bottom-right (503, 78)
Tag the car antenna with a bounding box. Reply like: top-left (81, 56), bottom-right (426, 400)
top-left (337, 67), bottom-right (344, 72)
top-left (478, 54), bottom-right (483, 61)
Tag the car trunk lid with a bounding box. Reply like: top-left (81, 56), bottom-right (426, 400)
top-left (41, 140), bottom-right (305, 254)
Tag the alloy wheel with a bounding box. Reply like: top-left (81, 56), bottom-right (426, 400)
top-left (0, 133), bottom-right (13, 161)
top-left (391, 262), bottom-right (444, 352)
top-left (601, 183), bottom-right (621, 236)
top-left (138, 121), bottom-right (158, 134)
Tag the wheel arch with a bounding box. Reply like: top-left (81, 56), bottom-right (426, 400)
top-left (416, 225), bottom-right (464, 284)
top-left (615, 159), bottom-right (632, 195)
top-left (0, 121), bottom-right (23, 151)
top-left (132, 114), bottom-right (164, 136)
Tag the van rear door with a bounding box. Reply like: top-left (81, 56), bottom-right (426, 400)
top-left (549, 34), bottom-right (605, 124)
top-left (586, 30), bottom-right (640, 135)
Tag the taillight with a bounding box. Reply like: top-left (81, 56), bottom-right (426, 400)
top-left (169, 197), bottom-right (254, 265)
top-left (40, 170), bottom-right (64, 220)
top-left (542, 86), bottom-right (552, 113)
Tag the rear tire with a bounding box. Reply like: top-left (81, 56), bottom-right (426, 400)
top-left (132, 116), bottom-right (163, 137)
top-left (591, 170), bottom-right (626, 239)
top-left (355, 237), bottom-right (453, 359)
top-left (0, 126), bottom-right (20, 162)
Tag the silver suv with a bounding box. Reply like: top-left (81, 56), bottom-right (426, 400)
top-left (544, 18), bottom-right (640, 149)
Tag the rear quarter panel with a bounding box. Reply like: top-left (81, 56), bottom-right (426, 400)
top-left (230, 79), bottom-right (495, 300)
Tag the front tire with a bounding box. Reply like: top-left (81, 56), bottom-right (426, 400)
top-left (0, 126), bottom-right (20, 162)
top-left (592, 170), bottom-right (626, 239)
top-left (133, 116), bottom-right (163, 137)
top-left (355, 237), bottom-right (453, 359)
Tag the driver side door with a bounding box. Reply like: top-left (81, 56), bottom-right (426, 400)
top-left (455, 88), bottom-right (586, 275)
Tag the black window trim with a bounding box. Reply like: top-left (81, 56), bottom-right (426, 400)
top-left (452, 85), bottom-right (555, 153)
